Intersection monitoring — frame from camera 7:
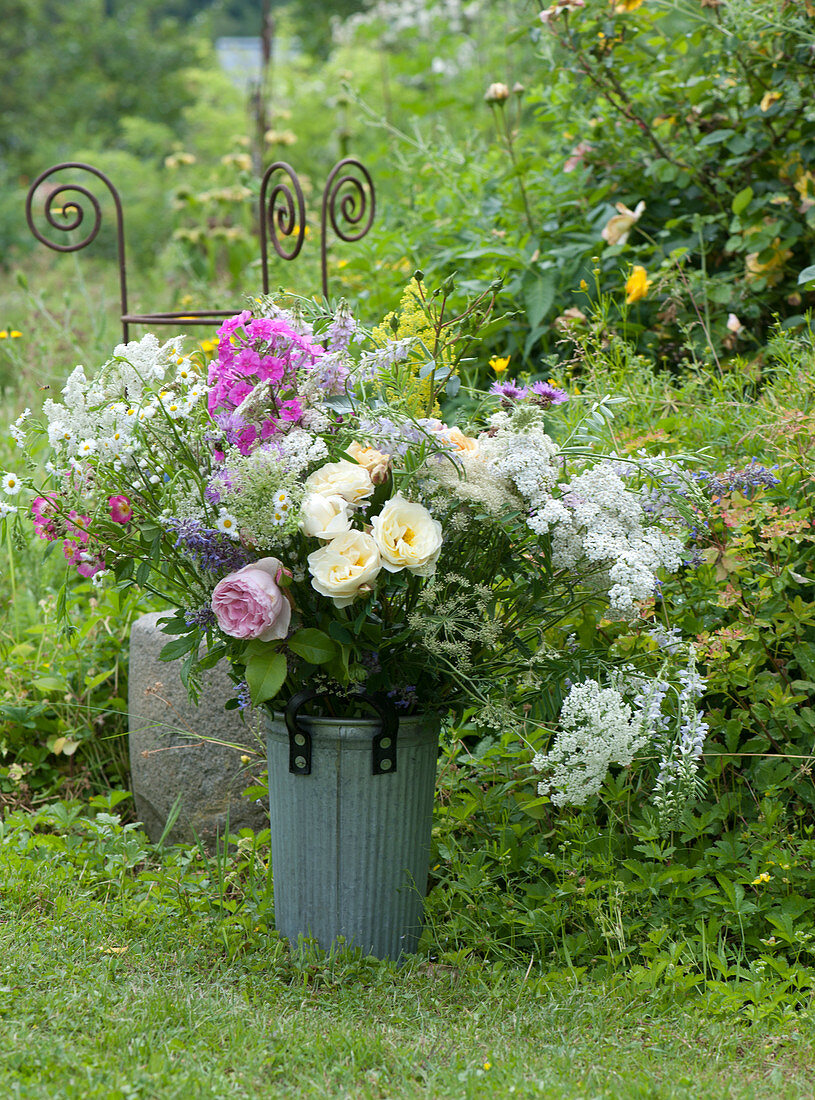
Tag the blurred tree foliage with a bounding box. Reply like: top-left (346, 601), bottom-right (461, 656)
top-left (154, 0), bottom-right (368, 56)
top-left (0, 0), bottom-right (205, 179)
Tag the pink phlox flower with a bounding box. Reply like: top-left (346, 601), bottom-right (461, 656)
top-left (216, 336), bottom-right (236, 368)
top-left (279, 398), bottom-right (303, 422)
top-left (234, 347), bottom-right (262, 374)
top-left (108, 495), bottom-right (133, 524)
top-left (216, 310), bottom-right (252, 338)
top-left (245, 317), bottom-right (278, 340)
top-left (256, 356), bottom-right (286, 383)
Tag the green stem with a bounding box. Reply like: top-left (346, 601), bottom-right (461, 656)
top-left (6, 521), bottom-right (19, 639)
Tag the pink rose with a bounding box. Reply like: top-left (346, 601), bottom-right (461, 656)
top-left (211, 557), bottom-right (291, 642)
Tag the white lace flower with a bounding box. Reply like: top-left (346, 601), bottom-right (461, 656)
top-left (533, 679), bottom-right (647, 806)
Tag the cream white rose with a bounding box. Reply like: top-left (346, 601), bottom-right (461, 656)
top-left (304, 459), bottom-right (374, 504)
top-left (299, 492), bottom-right (353, 540)
top-left (307, 529), bottom-right (381, 607)
top-left (370, 493), bottom-right (443, 576)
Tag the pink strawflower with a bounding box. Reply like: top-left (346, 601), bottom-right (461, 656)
top-left (109, 495), bottom-right (133, 524)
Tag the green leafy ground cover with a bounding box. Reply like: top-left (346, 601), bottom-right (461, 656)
top-left (2, 799), bottom-right (814, 1100)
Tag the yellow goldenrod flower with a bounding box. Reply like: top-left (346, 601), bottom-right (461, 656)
top-left (489, 355), bottom-right (511, 374)
top-left (625, 265), bottom-right (652, 304)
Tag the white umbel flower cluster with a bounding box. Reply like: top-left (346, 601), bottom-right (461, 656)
top-left (424, 448), bottom-right (520, 516)
top-left (532, 679), bottom-right (648, 806)
top-left (551, 463), bottom-right (683, 612)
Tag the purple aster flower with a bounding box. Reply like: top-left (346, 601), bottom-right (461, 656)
top-left (490, 380), bottom-right (528, 400)
top-left (530, 381), bottom-right (569, 406)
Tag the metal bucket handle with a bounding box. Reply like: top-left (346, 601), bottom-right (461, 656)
top-left (284, 689), bottom-right (399, 776)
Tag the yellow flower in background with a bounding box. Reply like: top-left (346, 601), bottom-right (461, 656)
top-left (750, 872), bottom-right (771, 886)
top-left (613, 0), bottom-right (644, 11)
top-left (625, 265), bottom-right (651, 304)
top-left (489, 355), bottom-right (510, 374)
top-left (760, 90), bottom-right (782, 112)
top-left (744, 238), bottom-right (792, 286)
top-left (794, 170), bottom-right (815, 211)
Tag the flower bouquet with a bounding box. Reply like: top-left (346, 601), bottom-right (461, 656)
top-left (6, 277), bottom-right (707, 954)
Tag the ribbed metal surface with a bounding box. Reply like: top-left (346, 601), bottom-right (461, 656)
top-left (266, 711), bottom-right (440, 961)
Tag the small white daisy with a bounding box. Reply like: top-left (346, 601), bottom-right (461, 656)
top-left (0, 500), bottom-right (17, 516)
top-left (77, 438), bottom-right (96, 456)
top-left (216, 511), bottom-right (240, 539)
top-left (2, 472), bottom-right (21, 495)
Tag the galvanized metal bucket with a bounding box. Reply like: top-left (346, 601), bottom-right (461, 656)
top-left (266, 690), bottom-right (440, 961)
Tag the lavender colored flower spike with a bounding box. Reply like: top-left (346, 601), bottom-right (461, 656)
top-left (695, 462), bottom-right (781, 501)
top-left (185, 606), bottom-right (217, 628)
top-left (164, 517), bottom-right (250, 577)
top-left (325, 307), bottom-right (359, 355)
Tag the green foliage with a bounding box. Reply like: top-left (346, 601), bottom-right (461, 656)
top-left (0, 559), bottom-right (147, 803)
top-left (0, 0), bottom-right (202, 176)
top-left (3, 794), bottom-right (815, 1096)
top-left (528, 0), bottom-right (815, 362)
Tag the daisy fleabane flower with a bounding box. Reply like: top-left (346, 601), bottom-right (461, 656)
top-left (1, 472), bottom-right (22, 495)
top-left (216, 511), bottom-right (240, 540)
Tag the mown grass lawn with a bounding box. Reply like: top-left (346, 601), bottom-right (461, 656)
top-left (1, 828), bottom-right (813, 1100)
